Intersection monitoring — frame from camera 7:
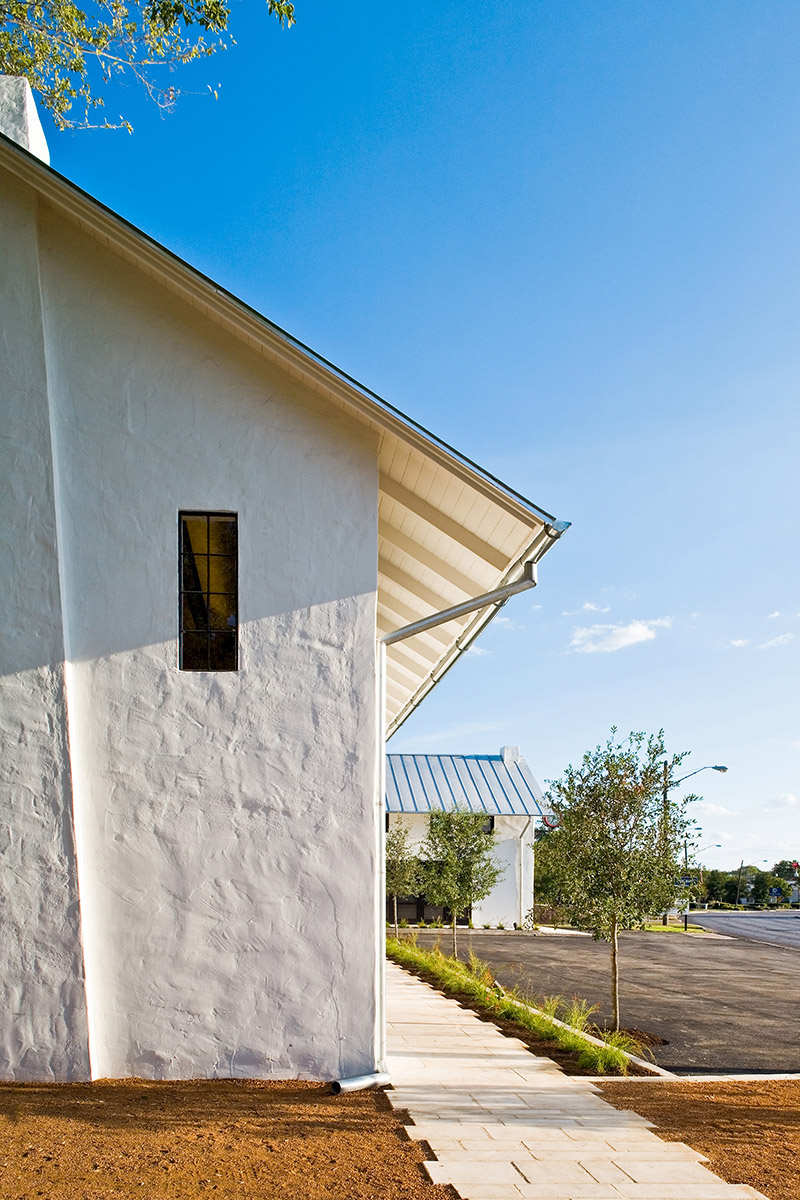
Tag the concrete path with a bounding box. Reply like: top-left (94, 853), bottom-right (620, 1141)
top-left (385, 962), bottom-right (768, 1200)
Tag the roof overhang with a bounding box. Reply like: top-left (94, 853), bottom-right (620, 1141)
top-left (0, 133), bottom-right (569, 736)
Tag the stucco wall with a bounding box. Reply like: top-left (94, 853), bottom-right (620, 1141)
top-left (389, 812), bottom-right (533, 928)
top-left (7, 200), bottom-right (381, 1082)
top-left (0, 175), bottom-right (90, 1079)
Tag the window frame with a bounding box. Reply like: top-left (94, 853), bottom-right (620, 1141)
top-left (178, 510), bottom-right (239, 672)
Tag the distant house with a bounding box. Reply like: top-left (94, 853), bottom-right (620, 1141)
top-left (0, 79), bottom-right (567, 1083)
top-left (386, 747), bottom-right (550, 928)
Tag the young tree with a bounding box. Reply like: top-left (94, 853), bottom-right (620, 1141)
top-left (0, 0), bottom-right (295, 129)
top-left (541, 729), bottom-right (692, 1031)
top-left (753, 872), bottom-right (792, 905)
top-left (422, 810), bottom-right (504, 958)
top-left (702, 868), bottom-right (730, 903)
top-left (385, 821), bottom-right (420, 939)
top-left (525, 823), bottom-right (565, 924)
top-left (722, 875), bottom-right (740, 905)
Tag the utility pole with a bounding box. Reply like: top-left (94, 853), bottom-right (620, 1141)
top-left (735, 859), bottom-right (745, 906)
top-left (661, 761), bottom-right (670, 925)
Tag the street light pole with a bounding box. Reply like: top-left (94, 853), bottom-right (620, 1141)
top-left (682, 841), bottom-right (721, 930)
top-left (663, 763), bottom-right (728, 926)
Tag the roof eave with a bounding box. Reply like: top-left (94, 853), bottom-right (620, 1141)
top-left (0, 132), bottom-right (562, 530)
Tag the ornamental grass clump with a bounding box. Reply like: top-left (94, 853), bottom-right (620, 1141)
top-left (386, 935), bottom-right (639, 1075)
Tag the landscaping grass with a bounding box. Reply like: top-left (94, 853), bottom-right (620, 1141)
top-left (386, 935), bottom-right (643, 1075)
top-left (641, 922), bottom-right (706, 933)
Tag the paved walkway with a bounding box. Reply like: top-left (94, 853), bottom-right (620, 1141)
top-left (385, 962), bottom-right (768, 1200)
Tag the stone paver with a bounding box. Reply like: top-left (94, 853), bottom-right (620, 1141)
top-left (385, 962), bottom-right (768, 1200)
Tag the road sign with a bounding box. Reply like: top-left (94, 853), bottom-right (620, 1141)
top-left (769, 886), bottom-right (782, 897)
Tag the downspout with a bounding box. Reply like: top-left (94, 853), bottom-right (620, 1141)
top-left (331, 1071), bottom-right (392, 1095)
top-left (368, 557), bottom-right (541, 1092)
top-left (374, 641), bottom-right (388, 1073)
top-left (518, 816), bottom-right (532, 928)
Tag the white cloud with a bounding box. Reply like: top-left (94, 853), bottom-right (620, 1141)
top-left (758, 633), bottom-right (794, 649)
top-left (762, 793), bottom-right (799, 812)
top-left (562, 602), bottom-right (611, 616)
top-left (731, 638), bottom-right (749, 648)
top-left (693, 801), bottom-right (735, 816)
top-left (493, 615), bottom-right (524, 631)
top-left (466, 645), bottom-right (491, 657)
top-left (570, 617), bottom-right (672, 655)
top-left (768, 611), bottom-right (782, 619)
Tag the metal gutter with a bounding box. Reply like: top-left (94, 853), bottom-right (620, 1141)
top-left (381, 561), bottom-right (538, 645)
top-left (385, 519), bottom-right (570, 737)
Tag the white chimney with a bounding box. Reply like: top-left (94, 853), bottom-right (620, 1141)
top-left (0, 76), bottom-right (49, 164)
top-left (500, 745), bottom-right (520, 764)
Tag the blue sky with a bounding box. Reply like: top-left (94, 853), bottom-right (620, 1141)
top-left (46, 0), bottom-right (798, 869)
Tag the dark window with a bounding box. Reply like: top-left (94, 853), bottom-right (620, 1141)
top-left (482, 815), bottom-right (495, 834)
top-left (179, 512), bottom-right (238, 671)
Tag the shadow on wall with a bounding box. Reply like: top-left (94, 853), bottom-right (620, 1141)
top-left (5, 212), bottom-right (379, 678)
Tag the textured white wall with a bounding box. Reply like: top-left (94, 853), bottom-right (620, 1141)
top-left (10, 203), bottom-right (381, 1082)
top-left (0, 174), bottom-right (90, 1079)
top-left (389, 813), bottom-right (532, 928)
top-left (0, 77), bottom-right (50, 163)
top-left (472, 816), bottom-right (532, 929)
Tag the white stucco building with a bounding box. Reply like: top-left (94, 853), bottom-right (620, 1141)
top-left (386, 747), bottom-right (549, 928)
top-left (0, 80), bottom-right (568, 1083)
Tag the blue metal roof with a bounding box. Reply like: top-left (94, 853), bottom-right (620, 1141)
top-left (386, 749), bottom-right (548, 817)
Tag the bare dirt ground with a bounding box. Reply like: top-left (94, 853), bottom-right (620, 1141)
top-left (0, 1078), bottom-right (454, 1200)
top-left (2, 1068), bottom-right (797, 1200)
top-left (599, 1078), bottom-right (800, 1200)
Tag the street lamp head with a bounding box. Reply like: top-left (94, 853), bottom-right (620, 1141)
top-left (712, 765), bottom-right (728, 773)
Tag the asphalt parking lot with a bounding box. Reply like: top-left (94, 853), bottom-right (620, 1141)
top-left (693, 909), bottom-right (800, 948)
top-left (413, 927), bottom-right (800, 1074)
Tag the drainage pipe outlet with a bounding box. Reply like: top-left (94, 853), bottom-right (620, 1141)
top-left (330, 1072), bottom-right (391, 1095)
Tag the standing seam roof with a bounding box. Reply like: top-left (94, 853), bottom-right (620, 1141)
top-left (386, 753), bottom-right (547, 817)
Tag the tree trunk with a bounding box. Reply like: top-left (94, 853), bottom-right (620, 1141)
top-left (393, 895), bottom-right (398, 939)
top-left (610, 919), bottom-right (620, 1032)
top-left (452, 912), bottom-right (458, 959)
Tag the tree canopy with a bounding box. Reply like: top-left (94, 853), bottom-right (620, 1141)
top-left (385, 820), bottom-right (420, 939)
top-left (0, 0), bottom-right (295, 129)
top-left (536, 729), bottom-right (692, 1030)
top-left (422, 810), bottom-right (503, 957)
